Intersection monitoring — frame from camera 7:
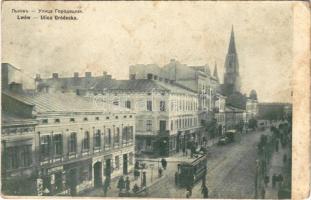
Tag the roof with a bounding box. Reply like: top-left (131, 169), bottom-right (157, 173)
top-left (94, 79), bottom-right (197, 95)
top-left (225, 105), bottom-right (245, 112)
top-left (2, 112), bottom-right (37, 127)
top-left (3, 91), bottom-right (131, 114)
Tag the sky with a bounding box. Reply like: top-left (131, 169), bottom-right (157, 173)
top-left (2, 1), bottom-right (293, 103)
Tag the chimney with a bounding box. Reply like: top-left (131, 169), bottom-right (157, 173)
top-left (35, 74), bottom-right (41, 81)
top-left (85, 72), bottom-right (92, 78)
top-left (52, 73), bottom-right (59, 79)
top-left (74, 72), bottom-right (79, 78)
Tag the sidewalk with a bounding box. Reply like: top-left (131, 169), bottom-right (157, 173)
top-left (265, 146), bottom-right (290, 199)
top-left (84, 164), bottom-right (167, 197)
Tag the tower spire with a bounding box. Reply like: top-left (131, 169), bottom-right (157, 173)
top-left (228, 25), bottom-right (236, 54)
top-left (213, 62), bottom-right (219, 82)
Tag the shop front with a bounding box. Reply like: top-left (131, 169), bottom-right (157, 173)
top-left (39, 158), bottom-right (92, 196)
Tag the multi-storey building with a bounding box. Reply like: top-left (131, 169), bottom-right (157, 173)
top-left (2, 79), bottom-right (135, 196)
top-left (88, 78), bottom-right (200, 157)
top-left (246, 98), bottom-right (258, 122)
top-left (1, 113), bottom-right (38, 195)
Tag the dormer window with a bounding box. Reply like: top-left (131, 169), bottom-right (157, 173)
top-left (70, 118), bottom-right (75, 122)
top-left (129, 115), bottom-right (132, 118)
top-left (55, 119), bottom-right (60, 123)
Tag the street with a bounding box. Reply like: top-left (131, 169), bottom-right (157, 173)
top-left (147, 129), bottom-right (269, 198)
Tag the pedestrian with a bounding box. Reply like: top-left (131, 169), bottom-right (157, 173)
top-left (142, 172), bottom-right (147, 187)
top-left (261, 187), bottom-right (265, 198)
top-left (134, 169), bottom-right (140, 180)
top-left (135, 161), bottom-right (140, 169)
top-left (275, 140), bottom-right (279, 152)
top-left (175, 172), bottom-right (179, 186)
top-left (182, 146), bottom-right (186, 156)
top-left (283, 154), bottom-right (287, 164)
top-left (264, 175), bottom-right (269, 186)
top-left (272, 174), bottom-right (276, 188)
top-left (278, 174), bottom-right (283, 188)
top-left (201, 184), bottom-right (208, 198)
top-left (186, 189), bottom-right (191, 198)
top-left (125, 176), bottom-right (130, 192)
top-left (117, 176), bottom-right (125, 192)
top-left (161, 158), bottom-right (167, 170)
top-left (132, 183), bottom-right (139, 194)
top-left (103, 178), bottom-right (110, 197)
top-left (186, 185), bottom-right (192, 197)
top-left (158, 167), bottom-right (163, 177)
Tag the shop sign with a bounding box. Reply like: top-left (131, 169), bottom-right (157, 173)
top-left (47, 166), bottom-right (63, 175)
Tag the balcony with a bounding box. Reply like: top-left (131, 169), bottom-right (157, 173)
top-left (157, 130), bottom-right (170, 136)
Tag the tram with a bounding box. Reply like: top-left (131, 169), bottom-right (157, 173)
top-left (175, 153), bottom-right (207, 187)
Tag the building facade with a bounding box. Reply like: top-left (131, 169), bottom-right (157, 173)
top-left (2, 89), bottom-right (135, 196)
top-left (88, 78), bottom-right (201, 157)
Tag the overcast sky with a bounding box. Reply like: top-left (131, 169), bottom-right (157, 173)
top-left (2, 1), bottom-right (293, 102)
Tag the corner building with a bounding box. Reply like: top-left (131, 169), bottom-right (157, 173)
top-left (2, 91), bottom-right (135, 196)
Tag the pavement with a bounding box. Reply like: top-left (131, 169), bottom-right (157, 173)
top-left (265, 145), bottom-right (290, 199)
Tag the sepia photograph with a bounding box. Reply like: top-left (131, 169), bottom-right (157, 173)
top-left (1, 1), bottom-right (309, 199)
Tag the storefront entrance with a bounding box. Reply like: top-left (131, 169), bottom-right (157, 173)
top-left (93, 162), bottom-right (102, 188)
top-left (68, 169), bottom-right (77, 196)
top-left (123, 154), bottom-right (128, 175)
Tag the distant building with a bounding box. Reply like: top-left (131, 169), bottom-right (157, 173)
top-left (257, 102), bottom-right (291, 121)
top-left (225, 105), bottom-right (246, 131)
top-left (223, 26), bottom-right (241, 96)
top-left (35, 71), bottom-right (114, 94)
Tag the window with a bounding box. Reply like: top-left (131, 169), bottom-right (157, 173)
top-left (70, 118), bottom-right (75, 122)
top-left (114, 127), bottom-right (120, 146)
top-left (83, 117), bottom-right (88, 121)
top-left (20, 145), bottom-right (32, 167)
top-left (124, 115), bottom-right (127, 118)
top-left (6, 147), bottom-right (18, 169)
top-left (105, 128), bottom-right (112, 148)
top-left (95, 117), bottom-right (100, 121)
top-left (53, 134), bottom-right (62, 156)
top-left (146, 120), bottom-right (152, 131)
top-left (129, 115), bottom-right (132, 118)
top-left (171, 120), bottom-right (174, 130)
top-left (129, 153), bottom-right (134, 165)
top-left (147, 101), bottom-right (152, 111)
top-left (94, 130), bottom-right (101, 148)
top-left (40, 135), bottom-right (51, 160)
top-left (69, 133), bottom-right (77, 153)
top-left (55, 119), bottom-right (60, 123)
top-left (113, 101), bottom-right (119, 106)
top-left (106, 116), bottom-right (110, 120)
top-left (125, 100), bottom-right (131, 109)
top-left (42, 119), bottom-right (48, 124)
top-left (115, 156), bottom-right (120, 170)
top-left (115, 116), bottom-right (118, 119)
top-left (160, 101), bottom-right (166, 111)
top-left (83, 131), bottom-right (90, 150)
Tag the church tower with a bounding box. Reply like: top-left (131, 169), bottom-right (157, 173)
top-left (223, 26), bottom-right (241, 95)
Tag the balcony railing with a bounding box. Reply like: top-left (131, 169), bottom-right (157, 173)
top-left (157, 130), bottom-right (170, 136)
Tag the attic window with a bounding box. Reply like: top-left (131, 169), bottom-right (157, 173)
top-left (95, 117), bottom-right (100, 120)
top-left (106, 117), bottom-right (110, 120)
top-left (83, 117), bottom-right (88, 121)
top-left (115, 116), bottom-right (119, 119)
top-left (124, 115), bottom-right (127, 118)
top-left (129, 115), bottom-right (132, 118)
top-left (42, 119), bottom-right (48, 124)
top-left (55, 119), bottom-right (60, 123)
top-left (70, 118), bottom-right (75, 122)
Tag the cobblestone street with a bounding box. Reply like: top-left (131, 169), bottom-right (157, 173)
top-left (82, 129), bottom-right (269, 198)
top-left (146, 130), bottom-right (269, 198)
